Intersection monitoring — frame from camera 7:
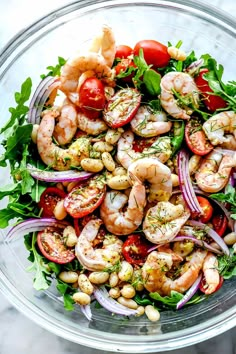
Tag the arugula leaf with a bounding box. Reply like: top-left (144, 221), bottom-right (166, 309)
top-left (56, 280), bottom-right (75, 311)
top-left (143, 69), bottom-right (161, 96)
top-left (40, 56), bottom-right (66, 79)
top-left (211, 185), bottom-right (236, 220)
top-left (150, 290), bottom-right (183, 307)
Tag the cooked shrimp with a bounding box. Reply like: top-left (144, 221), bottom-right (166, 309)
top-left (130, 105), bottom-right (172, 137)
top-left (117, 130), bottom-right (172, 169)
top-left (37, 110), bottom-right (90, 170)
top-left (143, 201), bottom-right (190, 244)
top-left (77, 111), bottom-right (108, 136)
top-left (128, 157), bottom-right (172, 202)
top-left (53, 104), bottom-right (77, 145)
top-left (142, 249), bottom-right (207, 295)
top-left (89, 25), bottom-right (116, 67)
top-left (160, 71), bottom-right (199, 119)
top-left (100, 179), bottom-right (146, 235)
top-left (195, 149), bottom-right (236, 193)
top-left (60, 52), bottom-right (114, 95)
top-left (202, 252), bottom-right (220, 295)
top-left (75, 218), bottom-right (123, 271)
top-left (202, 111), bottom-right (236, 146)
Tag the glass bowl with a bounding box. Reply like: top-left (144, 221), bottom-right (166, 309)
top-left (0, 0), bottom-right (236, 352)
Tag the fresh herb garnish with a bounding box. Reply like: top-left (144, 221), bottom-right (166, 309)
top-left (218, 249), bottom-right (236, 279)
top-left (211, 185), bottom-right (236, 220)
top-left (40, 56), bottom-right (67, 79)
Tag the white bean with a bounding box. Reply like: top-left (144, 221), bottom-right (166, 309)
top-left (118, 261), bottom-right (134, 282)
top-left (171, 173), bottom-right (179, 187)
top-left (120, 284), bottom-right (136, 299)
top-left (31, 124), bottom-right (39, 144)
top-left (73, 292), bottom-right (91, 306)
top-left (117, 297), bottom-right (138, 310)
top-left (102, 152), bottom-right (116, 172)
top-left (88, 271), bottom-right (110, 285)
top-left (63, 225), bottom-right (78, 247)
top-left (109, 287), bottom-right (120, 299)
top-left (224, 232), bottom-right (236, 246)
top-left (59, 271), bottom-right (78, 283)
top-left (105, 129), bottom-right (122, 145)
top-left (135, 306), bottom-right (145, 317)
top-left (53, 199), bottom-right (67, 220)
top-left (107, 175), bottom-right (131, 190)
top-left (93, 141), bottom-right (113, 152)
top-left (78, 274), bottom-right (94, 295)
top-left (145, 305), bottom-right (160, 322)
top-left (67, 181), bottom-right (79, 193)
top-left (112, 166), bottom-right (127, 177)
top-left (109, 272), bottom-right (119, 288)
top-left (188, 154), bottom-right (202, 175)
top-left (81, 158), bottom-right (104, 173)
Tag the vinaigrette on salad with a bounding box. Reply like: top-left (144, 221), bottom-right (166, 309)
top-left (1, 25), bottom-right (236, 322)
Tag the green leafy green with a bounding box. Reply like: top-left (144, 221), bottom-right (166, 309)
top-left (211, 185), bottom-right (236, 220)
top-left (218, 249), bottom-right (236, 279)
top-left (150, 290), bottom-right (184, 307)
top-left (56, 280), bottom-right (75, 311)
top-left (40, 56), bottom-right (67, 79)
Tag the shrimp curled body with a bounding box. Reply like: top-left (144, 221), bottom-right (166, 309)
top-left (75, 218), bottom-right (123, 271)
top-left (160, 71), bottom-right (199, 119)
top-left (77, 111), bottom-right (108, 136)
top-left (202, 252), bottom-right (220, 295)
top-left (100, 181), bottom-right (146, 235)
top-left (142, 249), bottom-right (207, 295)
top-left (143, 201), bottom-right (190, 244)
top-left (53, 104), bottom-right (78, 145)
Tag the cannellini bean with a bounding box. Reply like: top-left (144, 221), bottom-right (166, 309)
top-left (93, 141), bottom-right (113, 152)
top-left (209, 242), bottom-right (221, 250)
top-left (53, 199), bottom-right (67, 220)
top-left (171, 173), bottom-right (179, 187)
top-left (78, 274), bottom-right (94, 295)
top-left (105, 129), bottom-right (122, 145)
top-left (168, 46), bottom-right (187, 61)
top-left (56, 182), bottom-right (64, 191)
top-left (224, 232), bottom-right (236, 246)
top-left (31, 124), bottom-right (39, 143)
top-left (88, 271), bottom-right (110, 284)
top-left (107, 175), bottom-right (131, 190)
top-left (145, 305), bottom-right (160, 322)
top-left (73, 292), bottom-right (91, 306)
top-left (109, 272), bottom-right (119, 288)
top-left (135, 306), bottom-right (145, 317)
top-left (102, 152), bottom-right (116, 172)
top-left (118, 261), bottom-right (134, 282)
top-left (67, 181), bottom-right (79, 193)
top-left (112, 166), bottom-right (127, 177)
top-left (59, 271), bottom-right (78, 283)
top-left (117, 297), bottom-right (138, 310)
top-left (188, 154), bottom-right (202, 175)
top-left (63, 225), bottom-right (77, 247)
top-left (81, 158), bottom-right (104, 173)
top-left (109, 287), bottom-right (120, 299)
top-left (120, 284), bottom-right (136, 299)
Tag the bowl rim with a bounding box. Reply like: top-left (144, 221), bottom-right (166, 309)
top-left (0, 0), bottom-right (236, 352)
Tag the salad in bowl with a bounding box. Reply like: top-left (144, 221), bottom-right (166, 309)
top-left (0, 23), bottom-right (236, 326)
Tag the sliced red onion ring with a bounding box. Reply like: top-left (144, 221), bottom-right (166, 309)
top-left (80, 304), bottom-right (92, 321)
top-left (6, 218), bottom-right (68, 240)
top-left (93, 286), bottom-right (138, 316)
top-left (28, 76), bottom-right (60, 124)
top-left (27, 164), bottom-right (93, 183)
top-left (177, 150), bottom-right (202, 216)
top-left (176, 274), bottom-right (202, 310)
top-left (187, 220), bottom-right (229, 255)
top-left (185, 59), bottom-right (204, 75)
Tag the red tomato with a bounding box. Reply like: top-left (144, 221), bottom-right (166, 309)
top-left (132, 136), bottom-right (156, 153)
top-left (64, 176), bottom-right (106, 218)
top-left (196, 196), bottom-right (213, 223)
top-left (199, 275), bottom-right (224, 294)
top-left (37, 227), bottom-right (75, 264)
top-left (73, 218), bottom-right (81, 237)
top-left (133, 39), bottom-right (170, 68)
top-left (78, 77), bottom-right (106, 119)
top-left (212, 213), bottom-right (228, 237)
top-left (122, 234), bottom-right (151, 265)
top-left (115, 45), bottom-right (133, 59)
top-left (115, 58), bottom-right (137, 83)
top-left (38, 187), bottom-right (67, 217)
top-left (195, 69), bottom-right (228, 112)
top-left (103, 88), bottom-right (141, 128)
top-left (185, 118), bottom-right (213, 156)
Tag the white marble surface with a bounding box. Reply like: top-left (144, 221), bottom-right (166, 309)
top-left (0, 0), bottom-right (236, 353)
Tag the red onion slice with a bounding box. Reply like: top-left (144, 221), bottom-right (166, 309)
top-left (27, 164), bottom-right (93, 183)
top-left (177, 150), bottom-right (202, 217)
top-left (80, 304), bottom-right (92, 321)
top-left (187, 220), bottom-right (229, 255)
top-left (28, 76), bottom-right (60, 124)
top-left (176, 274), bottom-right (202, 310)
top-left (93, 286), bottom-right (138, 316)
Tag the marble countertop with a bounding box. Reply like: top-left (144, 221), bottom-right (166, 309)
top-left (0, 0), bottom-right (235, 353)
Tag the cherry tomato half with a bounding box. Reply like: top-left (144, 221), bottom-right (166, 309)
top-left (212, 213), bottom-right (228, 237)
top-left (185, 118), bottom-right (213, 156)
top-left (37, 227), bottom-right (75, 264)
top-left (103, 88), bottom-right (141, 128)
top-left (64, 176), bottom-right (106, 218)
top-left (199, 274), bottom-right (224, 294)
top-left (115, 45), bottom-right (133, 59)
top-left (132, 136), bottom-right (156, 153)
top-left (195, 69), bottom-right (228, 112)
top-left (196, 196), bottom-right (213, 223)
top-left (77, 77), bottom-right (106, 119)
top-left (122, 234), bottom-right (151, 265)
top-left (133, 39), bottom-right (170, 68)
top-left (38, 187), bottom-right (67, 217)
